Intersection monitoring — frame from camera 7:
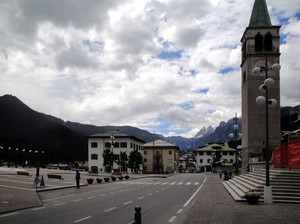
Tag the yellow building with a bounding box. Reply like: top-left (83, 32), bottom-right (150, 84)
top-left (143, 139), bottom-right (179, 174)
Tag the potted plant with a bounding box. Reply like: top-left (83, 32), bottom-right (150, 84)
top-left (104, 177), bottom-right (110, 182)
top-left (111, 176), bottom-right (116, 181)
top-left (96, 178), bottom-right (102, 183)
top-left (125, 175), bottom-right (129, 180)
top-left (87, 178), bottom-right (94, 184)
top-left (118, 176), bottom-right (124, 180)
top-left (245, 191), bottom-right (260, 204)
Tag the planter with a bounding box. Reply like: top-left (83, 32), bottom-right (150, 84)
top-left (87, 178), bottom-right (94, 184)
top-left (118, 176), bottom-right (124, 180)
top-left (111, 176), bottom-right (116, 181)
top-left (104, 177), bottom-right (110, 182)
top-left (96, 178), bottom-right (102, 183)
top-left (125, 175), bottom-right (129, 180)
top-left (246, 196), bottom-right (259, 204)
top-left (245, 191), bottom-right (260, 205)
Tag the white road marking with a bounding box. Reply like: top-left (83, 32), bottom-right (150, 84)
top-left (147, 193), bottom-right (153, 196)
top-left (177, 182), bottom-right (183, 185)
top-left (177, 209), bottom-right (183, 214)
top-left (124, 201), bottom-right (133, 205)
top-left (88, 196), bottom-right (95, 199)
top-left (170, 182), bottom-right (176, 185)
top-left (74, 216), bottom-right (92, 223)
top-left (99, 194), bottom-right (106, 196)
top-left (73, 199), bottom-right (83, 202)
top-left (32, 207), bottom-right (46, 211)
top-left (186, 182), bottom-right (191, 185)
top-left (0, 184), bottom-right (35, 191)
top-left (137, 196), bottom-right (144, 200)
top-left (161, 182), bottom-right (168, 185)
top-left (155, 191), bottom-right (159, 193)
top-left (168, 216), bottom-right (177, 222)
top-left (104, 207), bottom-right (116, 212)
top-left (0, 212), bottom-right (19, 218)
top-left (194, 182), bottom-right (199, 185)
top-left (183, 176), bottom-right (207, 208)
top-left (54, 203), bottom-right (65, 206)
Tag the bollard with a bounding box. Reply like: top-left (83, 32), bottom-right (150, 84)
top-left (134, 206), bottom-right (141, 224)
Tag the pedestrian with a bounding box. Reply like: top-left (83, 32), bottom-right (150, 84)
top-left (75, 170), bottom-right (80, 188)
top-left (228, 169), bottom-right (232, 179)
top-left (224, 170), bottom-right (228, 180)
top-left (219, 169), bottom-right (222, 178)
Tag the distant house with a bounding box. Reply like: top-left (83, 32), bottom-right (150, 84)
top-left (194, 143), bottom-right (236, 171)
top-left (143, 139), bottom-right (179, 174)
top-left (87, 130), bottom-right (145, 173)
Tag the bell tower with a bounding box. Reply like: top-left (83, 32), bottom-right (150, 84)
top-left (241, 0), bottom-right (281, 172)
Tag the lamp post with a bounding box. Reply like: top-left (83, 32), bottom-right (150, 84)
top-left (229, 113), bottom-right (242, 176)
top-left (110, 134), bottom-right (115, 173)
top-left (253, 56), bottom-right (281, 204)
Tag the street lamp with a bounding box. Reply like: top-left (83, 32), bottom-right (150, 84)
top-left (253, 57), bottom-right (281, 204)
top-left (110, 134), bottom-right (115, 173)
top-left (229, 113), bottom-right (242, 176)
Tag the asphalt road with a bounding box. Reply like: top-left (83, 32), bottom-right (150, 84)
top-left (0, 173), bottom-right (206, 224)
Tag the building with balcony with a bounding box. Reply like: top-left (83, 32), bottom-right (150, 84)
top-left (194, 143), bottom-right (236, 172)
top-left (143, 139), bottom-right (179, 174)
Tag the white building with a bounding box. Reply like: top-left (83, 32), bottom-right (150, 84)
top-left (194, 143), bottom-right (236, 171)
top-left (87, 130), bottom-right (145, 173)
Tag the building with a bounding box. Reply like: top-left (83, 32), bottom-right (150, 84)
top-left (87, 130), bottom-right (145, 173)
top-left (143, 139), bottom-right (179, 174)
top-left (194, 143), bottom-right (236, 172)
top-left (240, 0), bottom-right (281, 172)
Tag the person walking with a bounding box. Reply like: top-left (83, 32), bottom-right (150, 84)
top-left (75, 170), bottom-right (80, 188)
top-left (219, 169), bottom-right (222, 178)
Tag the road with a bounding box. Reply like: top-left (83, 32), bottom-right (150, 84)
top-left (0, 173), bottom-right (206, 224)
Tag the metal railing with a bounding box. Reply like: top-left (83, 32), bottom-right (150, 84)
top-left (248, 161), bottom-right (273, 172)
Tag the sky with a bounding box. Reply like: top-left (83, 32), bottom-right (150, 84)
top-left (0, 0), bottom-right (300, 138)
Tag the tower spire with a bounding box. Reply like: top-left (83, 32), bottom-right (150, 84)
top-left (249, 0), bottom-right (272, 27)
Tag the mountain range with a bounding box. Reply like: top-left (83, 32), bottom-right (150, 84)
top-left (0, 94), bottom-right (298, 162)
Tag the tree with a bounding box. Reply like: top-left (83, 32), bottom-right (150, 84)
top-left (102, 148), bottom-right (113, 173)
top-left (120, 151), bottom-right (128, 173)
top-left (128, 149), bottom-right (142, 173)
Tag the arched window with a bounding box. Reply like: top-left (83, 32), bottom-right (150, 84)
top-left (265, 33), bottom-right (273, 51)
top-left (255, 33), bottom-right (263, 51)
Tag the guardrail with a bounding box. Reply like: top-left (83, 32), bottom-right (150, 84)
top-left (248, 161), bottom-right (273, 172)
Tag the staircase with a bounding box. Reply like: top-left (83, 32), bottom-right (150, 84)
top-left (222, 169), bottom-right (300, 203)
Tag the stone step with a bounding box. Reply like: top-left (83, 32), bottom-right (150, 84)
top-left (227, 180), bottom-right (248, 197)
top-left (222, 181), bottom-right (245, 202)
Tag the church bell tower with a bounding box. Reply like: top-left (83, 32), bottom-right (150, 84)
top-left (241, 0), bottom-right (281, 172)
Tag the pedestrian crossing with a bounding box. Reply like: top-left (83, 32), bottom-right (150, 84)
top-left (117, 180), bottom-right (200, 186)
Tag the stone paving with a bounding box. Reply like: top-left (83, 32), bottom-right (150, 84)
top-left (183, 173), bottom-right (300, 224)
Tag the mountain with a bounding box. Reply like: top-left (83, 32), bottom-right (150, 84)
top-left (194, 126), bottom-right (215, 138)
top-left (0, 95), bottom-right (159, 163)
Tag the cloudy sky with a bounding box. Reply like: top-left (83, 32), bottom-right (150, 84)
top-left (0, 0), bottom-right (299, 138)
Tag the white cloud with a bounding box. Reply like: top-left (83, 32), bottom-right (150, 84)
top-left (0, 0), bottom-right (299, 138)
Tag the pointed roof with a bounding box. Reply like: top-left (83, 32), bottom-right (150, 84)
top-left (249, 0), bottom-right (272, 27)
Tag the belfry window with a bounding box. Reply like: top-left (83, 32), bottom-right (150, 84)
top-left (265, 33), bottom-right (273, 51)
top-left (255, 33), bottom-right (263, 51)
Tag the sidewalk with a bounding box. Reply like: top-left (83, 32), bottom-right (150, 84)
top-left (184, 173), bottom-right (300, 224)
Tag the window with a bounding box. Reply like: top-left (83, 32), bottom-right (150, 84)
top-left (105, 142), bottom-right (111, 148)
top-left (200, 159), bottom-right (203, 163)
top-left (169, 151), bottom-right (172, 155)
top-left (230, 159), bottom-right (233, 163)
top-left (229, 152), bottom-right (234, 156)
top-left (113, 154), bottom-right (119, 161)
top-left (207, 159), bottom-right (210, 163)
top-left (91, 154), bottom-right (98, 160)
top-left (207, 152), bottom-right (212, 156)
top-left (255, 33), bottom-right (263, 51)
top-left (223, 152), bottom-right (228, 156)
top-left (243, 71), bottom-right (246, 83)
top-left (91, 166), bottom-right (98, 173)
top-left (114, 142), bottom-right (119, 148)
top-left (265, 33), bottom-right (272, 51)
top-left (199, 152), bottom-right (204, 155)
top-left (120, 142), bottom-right (127, 148)
top-left (143, 158), bottom-right (147, 162)
top-left (91, 142), bottom-right (98, 148)
top-left (144, 151), bottom-right (147, 155)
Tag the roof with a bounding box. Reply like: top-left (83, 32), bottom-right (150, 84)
top-left (87, 130), bottom-right (145, 143)
top-left (195, 143), bottom-right (235, 152)
top-left (249, 0), bottom-right (272, 27)
top-left (143, 139), bottom-right (179, 149)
